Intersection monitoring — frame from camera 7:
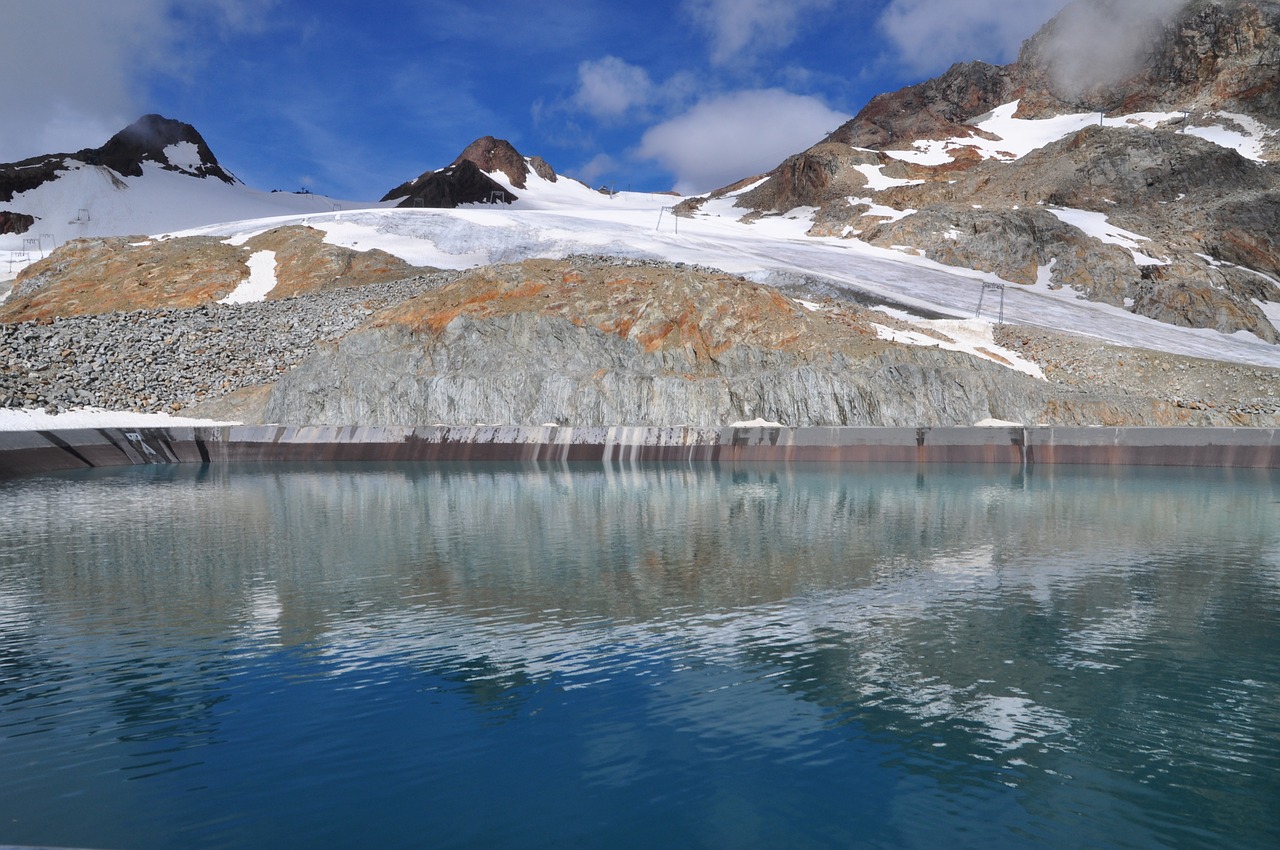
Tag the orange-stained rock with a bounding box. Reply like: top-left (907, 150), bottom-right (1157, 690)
top-left (1, 226), bottom-right (422, 322)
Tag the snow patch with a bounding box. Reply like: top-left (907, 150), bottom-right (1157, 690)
top-left (217, 250), bottom-right (278, 304)
top-left (873, 312), bottom-right (1045, 380)
top-left (879, 101), bottom-right (1278, 169)
top-left (163, 142), bottom-right (204, 173)
top-left (1253, 299), bottom-right (1280, 333)
top-left (1035, 258), bottom-right (1057, 288)
top-left (1184, 112), bottom-right (1274, 162)
top-left (1046, 208), bottom-right (1167, 266)
top-left (792, 298), bottom-right (828, 312)
top-left (853, 163), bottom-right (923, 191)
top-left (0, 407), bottom-right (238, 431)
top-left (849, 197), bottom-right (914, 222)
top-left (732, 417), bottom-right (785, 428)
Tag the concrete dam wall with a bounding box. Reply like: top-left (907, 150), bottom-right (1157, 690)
top-left (4, 425), bottom-right (1280, 478)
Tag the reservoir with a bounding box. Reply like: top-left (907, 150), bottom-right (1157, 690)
top-left (2, 461), bottom-right (1278, 849)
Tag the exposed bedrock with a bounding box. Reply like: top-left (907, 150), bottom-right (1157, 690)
top-left (261, 314), bottom-right (1055, 427)
top-left (256, 259), bottom-right (1236, 428)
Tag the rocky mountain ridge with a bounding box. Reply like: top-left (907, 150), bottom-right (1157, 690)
top-left (831, 0), bottom-right (1280, 149)
top-left (689, 0), bottom-right (1280, 343)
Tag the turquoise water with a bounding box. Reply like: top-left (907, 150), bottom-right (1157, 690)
top-left (1, 461), bottom-right (1278, 850)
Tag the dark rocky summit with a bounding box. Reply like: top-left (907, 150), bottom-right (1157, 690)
top-left (381, 136), bottom-right (560, 208)
top-left (452, 136), bottom-right (553, 189)
top-left (82, 114), bottom-right (237, 183)
top-left (0, 211), bottom-right (35, 236)
top-left (382, 159), bottom-right (517, 208)
top-left (0, 114), bottom-right (237, 233)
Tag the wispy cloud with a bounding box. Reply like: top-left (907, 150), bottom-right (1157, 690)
top-left (573, 153), bottom-right (620, 186)
top-left (574, 57), bottom-right (657, 120)
top-left (683, 0), bottom-right (835, 66)
top-left (1028, 0), bottom-right (1191, 97)
top-left (637, 89), bottom-right (849, 194)
top-left (0, 0), bottom-right (277, 162)
top-left (877, 0), bottom-right (1068, 76)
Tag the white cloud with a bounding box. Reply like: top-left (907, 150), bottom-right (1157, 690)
top-left (637, 89), bottom-right (850, 194)
top-left (878, 0), bottom-right (1068, 75)
top-left (1029, 0), bottom-right (1191, 97)
top-left (574, 57), bottom-right (655, 120)
top-left (683, 0), bottom-right (834, 65)
top-left (574, 153), bottom-right (619, 185)
top-left (0, 0), bottom-right (273, 162)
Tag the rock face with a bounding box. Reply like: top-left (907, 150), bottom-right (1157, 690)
top-left (82, 114), bottom-right (237, 183)
top-left (255, 257), bottom-right (1252, 428)
top-left (716, 0), bottom-right (1280, 342)
top-left (1015, 0), bottom-right (1280, 119)
top-left (0, 226), bottom-right (420, 322)
top-left (829, 61), bottom-right (1012, 150)
top-left (833, 126), bottom-right (1280, 340)
top-left (381, 159), bottom-right (517, 208)
top-left (0, 211), bottom-right (35, 235)
top-left (382, 136), bottom-right (560, 208)
top-left (452, 136), bottom-right (541, 189)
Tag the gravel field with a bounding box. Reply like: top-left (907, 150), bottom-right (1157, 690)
top-left (0, 273), bottom-right (458, 414)
top-left (994, 324), bottom-right (1280, 417)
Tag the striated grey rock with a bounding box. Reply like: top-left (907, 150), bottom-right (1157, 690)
top-left (253, 258), bottom-right (1262, 429)
top-left (260, 311), bottom-right (1055, 427)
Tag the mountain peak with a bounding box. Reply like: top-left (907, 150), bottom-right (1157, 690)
top-left (381, 136), bottom-right (560, 208)
top-left (82, 114), bottom-right (238, 184)
top-left (453, 136), bottom-right (533, 189)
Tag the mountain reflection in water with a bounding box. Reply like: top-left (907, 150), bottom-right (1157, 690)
top-left (2, 462), bottom-right (1278, 850)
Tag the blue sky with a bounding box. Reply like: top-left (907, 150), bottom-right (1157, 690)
top-left (3, 0), bottom-right (1071, 199)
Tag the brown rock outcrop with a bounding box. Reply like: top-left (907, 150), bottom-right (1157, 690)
top-left (0, 211), bottom-right (35, 235)
top-left (0, 226), bottom-right (421, 322)
top-left (452, 136), bottom-right (535, 188)
top-left (381, 136), bottom-right (560, 208)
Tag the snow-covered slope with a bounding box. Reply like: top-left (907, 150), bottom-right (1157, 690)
top-left (0, 161), bottom-right (377, 275)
